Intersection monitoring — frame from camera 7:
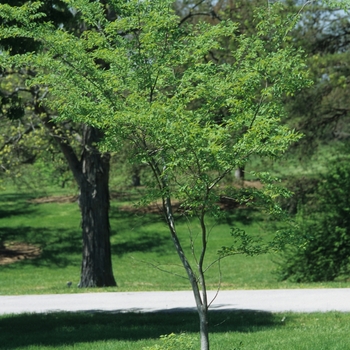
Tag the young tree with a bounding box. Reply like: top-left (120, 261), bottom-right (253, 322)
top-left (0, 1), bottom-right (310, 348)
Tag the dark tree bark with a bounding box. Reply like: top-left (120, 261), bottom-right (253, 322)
top-left (42, 115), bottom-right (116, 287)
top-left (78, 126), bottom-right (116, 287)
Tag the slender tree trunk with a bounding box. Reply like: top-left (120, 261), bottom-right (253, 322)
top-left (78, 126), bottom-right (116, 287)
top-left (235, 166), bottom-right (245, 182)
top-left (163, 195), bottom-right (210, 350)
top-left (199, 307), bottom-right (210, 350)
top-left (198, 212), bottom-right (210, 350)
top-left (149, 157), bottom-right (210, 349)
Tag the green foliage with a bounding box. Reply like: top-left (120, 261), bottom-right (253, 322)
top-left (322, 0), bottom-right (350, 9)
top-left (0, 91), bottom-right (24, 120)
top-left (218, 226), bottom-right (268, 258)
top-left (284, 0), bottom-right (350, 157)
top-left (0, 0), bottom-right (311, 223)
top-left (143, 333), bottom-right (196, 350)
top-left (279, 175), bottom-right (319, 214)
top-left (32, 156), bottom-right (73, 188)
top-left (0, 0), bottom-right (311, 251)
top-left (277, 161), bottom-right (350, 282)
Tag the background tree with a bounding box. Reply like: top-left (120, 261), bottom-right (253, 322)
top-left (0, 0), bottom-right (116, 287)
top-left (285, 1), bottom-right (350, 155)
top-left (274, 1), bottom-right (350, 282)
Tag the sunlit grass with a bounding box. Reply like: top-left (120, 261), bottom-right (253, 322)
top-left (1, 184), bottom-right (350, 295)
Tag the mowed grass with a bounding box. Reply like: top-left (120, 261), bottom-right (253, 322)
top-left (1, 310), bottom-right (349, 349)
top-left (1, 187), bottom-right (350, 350)
top-left (1, 187), bottom-right (350, 295)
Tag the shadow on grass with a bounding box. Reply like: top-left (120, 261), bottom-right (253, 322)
top-left (1, 195), bottom-right (268, 269)
top-left (109, 206), bottom-right (269, 259)
top-left (109, 208), bottom-right (172, 257)
top-left (0, 203), bottom-right (172, 268)
top-left (0, 310), bottom-right (281, 349)
top-left (0, 226), bottom-right (81, 268)
top-left (218, 208), bottom-right (262, 227)
top-left (112, 234), bottom-right (171, 256)
top-left (0, 193), bottom-right (35, 220)
top-left (1, 206), bottom-right (172, 268)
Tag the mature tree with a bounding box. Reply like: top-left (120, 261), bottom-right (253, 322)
top-left (0, 78), bottom-right (117, 290)
top-left (0, 1), bottom-right (312, 348)
top-left (284, 1), bottom-right (350, 154)
top-left (0, 0), bottom-right (116, 287)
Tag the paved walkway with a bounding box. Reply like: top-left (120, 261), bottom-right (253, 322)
top-left (1, 289), bottom-right (350, 315)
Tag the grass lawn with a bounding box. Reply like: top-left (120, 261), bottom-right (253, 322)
top-left (1, 310), bottom-right (349, 349)
top-left (1, 186), bottom-right (350, 295)
top-left (1, 183), bottom-right (350, 350)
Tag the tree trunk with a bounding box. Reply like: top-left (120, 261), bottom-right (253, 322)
top-left (199, 307), bottom-right (210, 350)
top-left (163, 195), bottom-right (210, 350)
top-left (150, 157), bottom-right (210, 349)
top-left (235, 166), bottom-right (245, 182)
top-left (42, 111), bottom-right (116, 288)
top-left (131, 173), bottom-right (141, 186)
top-left (78, 126), bottom-right (116, 287)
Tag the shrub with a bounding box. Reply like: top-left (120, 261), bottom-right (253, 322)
top-left (279, 175), bottom-right (319, 214)
top-left (277, 162), bottom-right (350, 282)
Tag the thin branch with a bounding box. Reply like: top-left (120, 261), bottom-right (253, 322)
top-left (183, 211), bottom-right (199, 265)
top-left (208, 168), bottom-right (232, 191)
top-left (58, 55), bottom-right (121, 108)
top-left (179, 12), bottom-right (215, 26)
top-left (249, 82), bottom-right (267, 129)
top-left (129, 256), bottom-right (188, 280)
top-left (203, 252), bottom-right (240, 275)
top-left (208, 258), bottom-right (222, 308)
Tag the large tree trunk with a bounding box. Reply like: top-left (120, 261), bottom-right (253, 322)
top-left (40, 107), bottom-right (117, 287)
top-left (78, 126), bottom-right (116, 287)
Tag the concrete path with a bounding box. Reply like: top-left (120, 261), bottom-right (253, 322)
top-left (1, 289), bottom-right (350, 315)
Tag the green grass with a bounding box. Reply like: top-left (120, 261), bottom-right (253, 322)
top-left (1, 186), bottom-right (349, 295)
top-left (1, 169), bottom-right (350, 350)
top-left (0, 311), bottom-right (349, 349)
